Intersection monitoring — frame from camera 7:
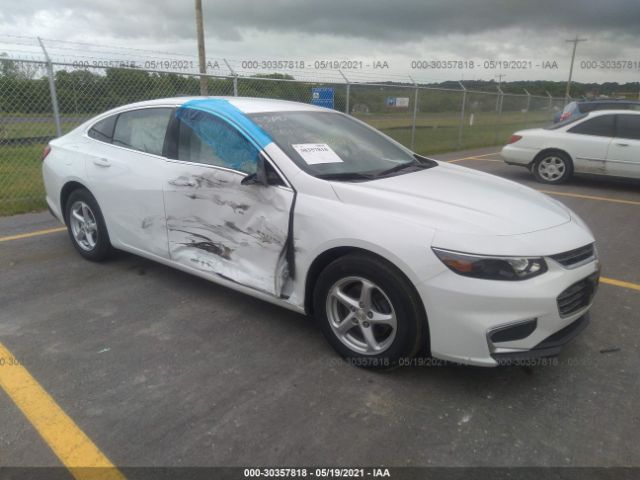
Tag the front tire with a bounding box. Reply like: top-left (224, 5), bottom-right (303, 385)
top-left (313, 253), bottom-right (427, 369)
top-left (532, 151), bottom-right (573, 184)
top-left (65, 189), bottom-right (112, 261)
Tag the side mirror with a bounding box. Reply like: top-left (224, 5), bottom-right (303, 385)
top-left (241, 153), bottom-right (268, 186)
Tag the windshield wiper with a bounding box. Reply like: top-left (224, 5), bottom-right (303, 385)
top-left (315, 172), bottom-right (374, 181)
top-left (371, 159), bottom-right (424, 178)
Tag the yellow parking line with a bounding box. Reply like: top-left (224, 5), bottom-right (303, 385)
top-left (0, 342), bottom-right (125, 480)
top-left (0, 226), bottom-right (66, 243)
top-left (601, 276), bottom-right (640, 292)
top-left (446, 151), bottom-right (501, 163)
top-left (537, 190), bottom-right (640, 206)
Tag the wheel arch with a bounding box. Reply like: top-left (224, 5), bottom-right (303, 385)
top-left (531, 148), bottom-right (574, 168)
top-left (60, 180), bottom-right (106, 224)
top-left (60, 181), bottom-right (94, 223)
top-left (303, 245), bottom-right (430, 352)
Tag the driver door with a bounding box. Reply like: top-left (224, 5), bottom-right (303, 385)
top-left (162, 109), bottom-right (294, 296)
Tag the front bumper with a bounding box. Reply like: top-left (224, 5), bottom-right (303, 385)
top-left (416, 254), bottom-right (600, 367)
top-left (491, 312), bottom-right (590, 364)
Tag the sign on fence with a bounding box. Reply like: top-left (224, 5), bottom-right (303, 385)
top-left (311, 88), bottom-right (335, 109)
top-left (385, 97), bottom-right (410, 108)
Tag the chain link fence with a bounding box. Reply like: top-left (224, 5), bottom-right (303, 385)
top-left (0, 57), bottom-right (566, 216)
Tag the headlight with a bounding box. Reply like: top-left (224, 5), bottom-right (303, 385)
top-left (432, 248), bottom-right (547, 281)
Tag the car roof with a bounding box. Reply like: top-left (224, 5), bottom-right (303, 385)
top-left (115, 96), bottom-right (327, 114)
top-left (578, 99), bottom-right (640, 105)
top-left (586, 109), bottom-right (640, 116)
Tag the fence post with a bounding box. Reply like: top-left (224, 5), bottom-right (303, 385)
top-left (457, 81), bottom-right (467, 150)
top-left (545, 90), bottom-right (553, 111)
top-left (224, 59), bottom-right (239, 96)
top-left (409, 76), bottom-right (419, 151)
top-left (339, 70), bottom-right (350, 114)
top-left (523, 88), bottom-right (531, 126)
top-left (37, 37), bottom-right (62, 138)
top-left (523, 88), bottom-right (531, 112)
top-left (494, 86), bottom-right (504, 144)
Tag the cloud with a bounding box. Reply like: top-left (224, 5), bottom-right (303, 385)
top-left (3, 0), bottom-right (640, 43)
top-left (1, 0), bottom-right (638, 83)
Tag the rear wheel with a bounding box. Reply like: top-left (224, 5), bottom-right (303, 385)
top-left (313, 253), bottom-right (427, 369)
top-left (532, 152), bottom-right (572, 184)
top-left (65, 189), bottom-right (112, 261)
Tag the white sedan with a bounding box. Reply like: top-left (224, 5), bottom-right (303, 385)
top-left (43, 97), bottom-right (600, 368)
top-left (501, 110), bottom-right (640, 183)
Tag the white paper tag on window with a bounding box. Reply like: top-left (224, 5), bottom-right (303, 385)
top-left (292, 143), bottom-right (343, 165)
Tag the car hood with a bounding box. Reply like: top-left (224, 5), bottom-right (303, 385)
top-left (330, 162), bottom-right (571, 236)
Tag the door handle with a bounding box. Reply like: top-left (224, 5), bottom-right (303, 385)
top-left (615, 143), bottom-right (629, 147)
top-left (93, 157), bottom-right (111, 167)
top-left (168, 178), bottom-right (197, 187)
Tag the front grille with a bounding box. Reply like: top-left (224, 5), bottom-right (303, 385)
top-left (550, 243), bottom-right (595, 268)
top-left (557, 273), bottom-right (599, 317)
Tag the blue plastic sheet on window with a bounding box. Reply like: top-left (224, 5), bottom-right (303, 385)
top-left (176, 107), bottom-right (259, 172)
top-left (177, 98), bottom-right (273, 149)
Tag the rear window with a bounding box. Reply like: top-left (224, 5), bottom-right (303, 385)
top-left (568, 114), bottom-right (615, 137)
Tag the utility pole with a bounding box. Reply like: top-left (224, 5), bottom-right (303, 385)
top-left (565, 36), bottom-right (587, 103)
top-left (494, 74), bottom-right (505, 112)
top-left (195, 0), bottom-right (208, 95)
top-left (38, 37), bottom-right (62, 137)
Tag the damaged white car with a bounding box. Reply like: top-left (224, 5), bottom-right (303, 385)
top-left (43, 97), bottom-right (600, 368)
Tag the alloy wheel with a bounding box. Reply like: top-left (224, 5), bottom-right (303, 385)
top-left (326, 276), bottom-right (397, 355)
top-left (69, 200), bottom-right (98, 251)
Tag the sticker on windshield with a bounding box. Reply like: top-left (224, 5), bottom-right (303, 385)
top-left (292, 143), bottom-right (343, 165)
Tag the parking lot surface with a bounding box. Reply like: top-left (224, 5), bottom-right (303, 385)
top-left (1, 147), bottom-right (639, 471)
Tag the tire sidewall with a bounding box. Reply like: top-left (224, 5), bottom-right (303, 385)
top-left (313, 254), bottom-right (425, 369)
top-left (533, 152), bottom-right (573, 184)
top-left (65, 189), bottom-right (111, 261)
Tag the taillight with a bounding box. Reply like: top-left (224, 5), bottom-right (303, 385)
top-left (559, 112), bottom-right (570, 121)
top-left (508, 135), bottom-right (522, 144)
top-left (42, 145), bottom-right (51, 161)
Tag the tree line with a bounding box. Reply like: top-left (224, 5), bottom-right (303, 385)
top-left (1, 56), bottom-right (637, 116)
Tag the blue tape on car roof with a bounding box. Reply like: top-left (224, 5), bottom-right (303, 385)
top-left (178, 98), bottom-right (272, 149)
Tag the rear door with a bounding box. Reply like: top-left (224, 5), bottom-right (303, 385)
top-left (564, 114), bottom-right (615, 174)
top-left (162, 109), bottom-right (294, 296)
top-left (84, 107), bottom-right (173, 258)
top-left (606, 114), bottom-right (640, 179)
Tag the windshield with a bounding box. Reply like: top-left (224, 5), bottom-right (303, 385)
top-left (249, 111), bottom-right (432, 179)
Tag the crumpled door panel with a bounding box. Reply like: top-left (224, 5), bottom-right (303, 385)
top-left (164, 166), bottom-right (293, 296)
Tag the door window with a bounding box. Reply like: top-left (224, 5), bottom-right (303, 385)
top-left (615, 114), bottom-right (640, 140)
top-left (112, 108), bottom-right (172, 156)
top-left (176, 109), bottom-right (258, 174)
top-left (568, 115), bottom-right (615, 137)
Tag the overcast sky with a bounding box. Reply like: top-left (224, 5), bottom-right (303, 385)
top-left (1, 0), bottom-right (639, 84)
